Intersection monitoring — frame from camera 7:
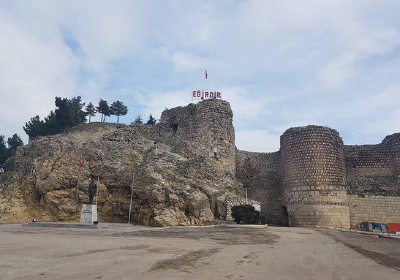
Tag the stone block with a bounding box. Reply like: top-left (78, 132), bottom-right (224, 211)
top-left (80, 204), bottom-right (98, 223)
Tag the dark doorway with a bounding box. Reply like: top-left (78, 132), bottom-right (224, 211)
top-left (280, 206), bottom-right (289, 226)
top-left (172, 124), bottom-right (178, 134)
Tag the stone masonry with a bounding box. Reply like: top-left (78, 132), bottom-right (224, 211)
top-left (0, 99), bottom-right (243, 226)
top-left (237, 126), bottom-right (400, 229)
top-left (280, 126), bottom-right (350, 228)
top-left (1, 99), bottom-right (399, 228)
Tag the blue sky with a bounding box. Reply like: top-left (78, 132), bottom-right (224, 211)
top-left (1, 0), bottom-right (400, 152)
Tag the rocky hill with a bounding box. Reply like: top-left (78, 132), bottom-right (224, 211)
top-left (0, 100), bottom-right (254, 226)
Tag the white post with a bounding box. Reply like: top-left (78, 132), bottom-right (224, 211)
top-left (245, 188), bottom-right (248, 203)
top-left (128, 171), bottom-right (134, 224)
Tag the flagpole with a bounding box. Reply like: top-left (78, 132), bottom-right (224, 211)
top-left (204, 70), bottom-right (207, 99)
top-left (205, 70), bottom-right (207, 92)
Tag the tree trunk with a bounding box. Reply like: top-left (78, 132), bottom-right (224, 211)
top-left (89, 115), bottom-right (91, 123)
top-left (117, 115), bottom-right (119, 123)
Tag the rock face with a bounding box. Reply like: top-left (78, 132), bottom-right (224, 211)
top-left (0, 99), bottom-right (251, 226)
top-left (2, 98), bottom-right (399, 229)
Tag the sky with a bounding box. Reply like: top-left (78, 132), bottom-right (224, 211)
top-left (1, 0), bottom-right (400, 152)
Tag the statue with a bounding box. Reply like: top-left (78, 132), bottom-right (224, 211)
top-left (88, 178), bottom-right (98, 204)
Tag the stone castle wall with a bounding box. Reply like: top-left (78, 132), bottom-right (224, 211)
top-left (159, 99), bottom-right (236, 175)
top-left (279, 126), bottom-right (350, 228)
top-left (348, 195), bottom-right (400, 227)
top-left (235, 150), bottom-right (287, 225)
top-left (236, 125), bottom-right (400, 228)
top-left (344, 134), bottom-right (400, 227)
top-left (2, 98), bottom-right (399, 227)
top-left (96, 102), bottom-right (399, 228)
top-left (0, 99), bottom-right (246, 226)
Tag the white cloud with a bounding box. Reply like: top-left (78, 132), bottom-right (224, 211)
top-left (0, 6), bottom-right (78, 141)
top-left (135, 86), bottom-right (277, 131)
top-left (0, 0), bottom-right (146, 141)
top-left (220, 86), bottom-right (275, 127)
top-left (1, 0), bottom-right (400, 152)
top-left (319, 53), bottom-right (357, 89)
top-left (135, 89), bottom-right (195, 121)
top-left (171, 52), bottom-right (208, 72)
top-left (236, 130), bottom-right (280, 152)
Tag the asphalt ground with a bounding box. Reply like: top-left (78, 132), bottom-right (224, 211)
top-left (0, 224), bottom-right (399, 280)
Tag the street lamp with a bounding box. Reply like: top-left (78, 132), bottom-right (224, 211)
top-left (243, 183), bottom-right (251, 204)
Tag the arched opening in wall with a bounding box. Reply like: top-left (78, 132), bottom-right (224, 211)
top-left (281, 206), bottom-right (289, 226)
top-left (171, 124), bottom-right (178, 134)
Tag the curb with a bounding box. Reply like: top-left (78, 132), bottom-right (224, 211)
top-left (24, 222), bottom-right (98, 229)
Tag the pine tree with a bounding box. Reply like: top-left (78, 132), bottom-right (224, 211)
top-left (97, 99), bottom-right (110, 123)
top-left (0, 134), bottom-right (23, 165)
top-left (85, 102), bottom-right (97, 123)
top-left (146, 114), bottom-right (156, 125)
top-left (110, 100), bottom-right (128, 123)
top-left (44, 111), bottom-right (62, 135)
top-left (54, 96), bottom-right (86, 130)
top-left (7, 134), bottom-right (23, 155)
top-left (23, 115), bottom-right (45, 139)
top-left (134, 115), bottom-right (143, 124)
top-left (0, 135), bottom-right (9, 165)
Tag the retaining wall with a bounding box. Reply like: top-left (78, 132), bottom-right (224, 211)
top-left (349, 195), bottom-right (400, 227)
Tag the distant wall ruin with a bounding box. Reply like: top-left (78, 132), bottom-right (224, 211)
top-left (160, 100), bottom-right (236, 175)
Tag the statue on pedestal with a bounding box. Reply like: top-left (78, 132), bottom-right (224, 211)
top-left (88, 178), bottom-right (97, 204)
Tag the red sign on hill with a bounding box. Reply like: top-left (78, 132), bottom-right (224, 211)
top-left (192, 90), bottom-right (222, 100)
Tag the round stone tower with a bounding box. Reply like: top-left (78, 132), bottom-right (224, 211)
top-left (280, 125), bottom-right (350, 228)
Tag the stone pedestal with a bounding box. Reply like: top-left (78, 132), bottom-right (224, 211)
top-left (80, 204), bottom-right (98, 223)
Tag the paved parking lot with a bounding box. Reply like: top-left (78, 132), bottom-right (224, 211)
top-left (0, 224), bottom-right (399, 279)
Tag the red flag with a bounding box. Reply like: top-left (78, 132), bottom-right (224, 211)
top-left (205, 70), bottom-right (208, 79)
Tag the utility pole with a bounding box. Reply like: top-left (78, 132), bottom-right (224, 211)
top-left (243, 184), bottom-right (250, 204)
top-left (77, 149), bottom-right (82, 201)
top-left (154, 141), bottom-right (159, 157)
top-left (128, 170), bottom-right (134, 224)
top-left (96, 174), bottom-right (100, 206)
top-left (96, 154), bottom-right (104, 206)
